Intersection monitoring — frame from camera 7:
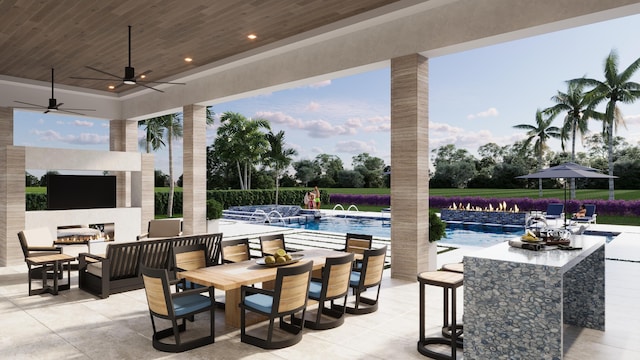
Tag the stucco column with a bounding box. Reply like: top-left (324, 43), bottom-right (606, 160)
top-left (390, 54), bottom-right (434, 281)
top-left (182, 105), bottom-right (207, 234)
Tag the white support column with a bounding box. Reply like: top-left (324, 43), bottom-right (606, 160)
top-left (0, 108), bottom-right (25, 266)
top-left (390, 54), bottom-right (434, 281)
top-left (182, 105), bottom-right (207, 234)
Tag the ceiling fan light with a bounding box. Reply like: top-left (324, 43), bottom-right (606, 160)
top-left (124, 66), bottom-right (136, 84)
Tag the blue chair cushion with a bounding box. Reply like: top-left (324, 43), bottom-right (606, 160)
top-left (244, 293), bottom-right (273, 313)
top-left (173, 294), bottom-right (212, 317)
top-left (350, 271), bottom-right (361, 287)
top-left (308, 280), bottom-right (322, 299)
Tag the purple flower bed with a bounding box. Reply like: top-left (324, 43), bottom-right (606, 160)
top-left (329, 194), bottom-right (640, 216)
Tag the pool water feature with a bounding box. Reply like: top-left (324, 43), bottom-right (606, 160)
top-left (274, 216), bottom-right (524, 248)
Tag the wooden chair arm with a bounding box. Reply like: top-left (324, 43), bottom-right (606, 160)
top-left (28, 246), bottom-right (62, 253)
top-left (241, 285), bottom-right (273, 297)
top-left (172, 285), bottom-right (213, 299)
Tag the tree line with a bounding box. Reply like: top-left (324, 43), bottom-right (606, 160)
top-left (510, 49), bottom-right (640, 200)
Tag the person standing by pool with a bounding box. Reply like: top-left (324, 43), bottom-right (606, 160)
top-left (313, 186), bottom-right (321, 209)
top-left (305, 191), bottom-right (315, 209)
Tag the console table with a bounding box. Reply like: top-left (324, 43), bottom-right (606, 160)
top-left (463, 235), bottom-right (606, 359)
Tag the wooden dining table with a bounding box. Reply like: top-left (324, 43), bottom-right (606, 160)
top-left (178, 248), bottom-right (347, 327)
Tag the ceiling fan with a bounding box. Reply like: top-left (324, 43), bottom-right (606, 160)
top-left (14, 68), bottom-right (96, 115)
top-left (71, 25), bottom-right (185, 92)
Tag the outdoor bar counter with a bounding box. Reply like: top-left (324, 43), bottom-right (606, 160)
top-left (463, 235), bottom-right (606, 359)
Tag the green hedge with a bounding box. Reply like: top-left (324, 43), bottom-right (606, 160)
top-left (25, 189), bottom-right (327, 213)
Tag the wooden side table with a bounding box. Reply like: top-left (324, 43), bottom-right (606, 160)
top-left (26, 254), bottom-right (75, 295)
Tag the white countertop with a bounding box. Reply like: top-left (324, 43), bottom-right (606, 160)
top-left (464, 234), bottom-right (606, 271)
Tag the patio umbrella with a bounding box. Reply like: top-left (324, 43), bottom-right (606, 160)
top-left (516, 162), bottom-right (616, 226)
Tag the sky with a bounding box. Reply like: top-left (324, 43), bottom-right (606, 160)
top-left (14, 13), bottom-right (640, 178)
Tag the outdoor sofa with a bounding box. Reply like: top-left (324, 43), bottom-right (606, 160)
top-left (78, 233), bottom-right (222, 298)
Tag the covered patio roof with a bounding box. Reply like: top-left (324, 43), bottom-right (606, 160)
top-left (2, 0), bottom-right (640, 120)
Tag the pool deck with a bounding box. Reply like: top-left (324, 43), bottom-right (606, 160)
top-left (1, 212), bottom-right (639, 359)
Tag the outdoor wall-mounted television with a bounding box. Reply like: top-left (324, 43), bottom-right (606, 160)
top-left (47, 175), bottom-right (117, 210)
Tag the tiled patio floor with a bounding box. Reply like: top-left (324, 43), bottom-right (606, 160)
top-left (1, 220), bottom-right (639, 359)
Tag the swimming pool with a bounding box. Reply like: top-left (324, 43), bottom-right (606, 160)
top-left (273, 216), bottom-right (525, 248)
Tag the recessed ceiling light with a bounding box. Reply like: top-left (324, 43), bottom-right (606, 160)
top-left (140, 74), bottom-right (146, 79)
top-left (184, 57), bottom-right (193, 63)
top-left (108, 85), bottom-right (115, 90)
top-left (247, 34), bottom-right (257, 40)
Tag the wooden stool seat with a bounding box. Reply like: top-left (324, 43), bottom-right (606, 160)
top-left (440, 262), bottom-right (464, 274)
top-left (417, 271), bottom-right (463, 359)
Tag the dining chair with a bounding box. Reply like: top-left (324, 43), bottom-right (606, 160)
top-left (335, 245), bottom-right (387, 315)
top-left (171, 244), bottom-right (210, 290)
top-left (240, 261), bottom-right (313, 349)
top-left (140, 265), bottom-right (215, 352)
top-left (344, 233), bottom-right (373, 271)
top-left (296, 252), bottom-right (354, 330)
top-left (259, 233), bottom-right (290, 257)
top-left (221, 238), bottom-right (253, 263)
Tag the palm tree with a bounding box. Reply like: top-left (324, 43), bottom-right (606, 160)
top-left (149, 114), bottom-right (183, 217)
top-left (265, 130), bottom-right (297, 206)
top-left (513, 109), bottom-right (562, 197)
top-left (142, 107), bottom-right (215, 217)
top-left (544, 81), bottom-right (596, 199)
top-left (216, 112), bottom-right (270, 190)
top-left (570, 49), bottom-right (640, 200)
top-left (138, 118), bottom-right (165, 153)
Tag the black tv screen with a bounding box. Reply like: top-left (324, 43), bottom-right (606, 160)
top-left (47, 175), bottom-right (116, 210)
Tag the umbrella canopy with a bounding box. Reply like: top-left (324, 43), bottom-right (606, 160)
top-left (516, 162), bottom-right (616, 180)
top-left (516, 162), bottom-right (616, 227)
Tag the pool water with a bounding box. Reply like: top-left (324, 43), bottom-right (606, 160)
top-left (274, 217), bottom-right (524, 248)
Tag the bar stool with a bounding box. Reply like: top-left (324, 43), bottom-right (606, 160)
top-left (439, 262), bottom-right (464, 339)
top-left (440, 262), bottom-right (463, 274)
top-left (417, 271), bottom-right (463, 360)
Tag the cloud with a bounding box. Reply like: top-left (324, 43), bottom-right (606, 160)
top-left (257, 111), bottom-right (357, 138)
top-left (74, 120), bottom-right (94, 127)
top-left (308, 80), bottom-right (331, 88)
top-left (31, 129), bottom-right (108, 145)
top-left (256, 111), bottom-right (305, 128)
top-left (429, 121), bottom-right (465, 134)
top-left (305, 120), bottom-right (355, 138)
top-left (335, 140), bottom-right (378, 154)
top-left (305, 101), bottom-right (321, 112)
top-left (624, 113), bottom-right (640, 126)
top-left (467, 107), bottom-right (499, 120)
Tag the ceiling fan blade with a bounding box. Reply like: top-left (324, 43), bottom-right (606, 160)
top-left (139, 80), bottom-right (187, 85)
top-left (14, 100), bottom-right (45, 108)
top-left (85, 66), bottom-right (122, 79)
top-left (60, 107), bottom-right (96, 111)
top-left (136, 82), bottom-right (164, 93)
top-left (57, 109), bottom-right (89, 116)
top-left (70, 76), bottom-right (120, 81)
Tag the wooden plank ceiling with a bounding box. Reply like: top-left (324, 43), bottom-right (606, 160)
top-left (0, 0), bottom-right (400, 93)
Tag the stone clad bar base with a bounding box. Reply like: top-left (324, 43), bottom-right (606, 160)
top-left (463, 238), bottom-right (605, 359)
